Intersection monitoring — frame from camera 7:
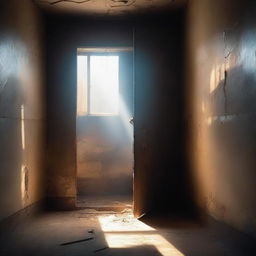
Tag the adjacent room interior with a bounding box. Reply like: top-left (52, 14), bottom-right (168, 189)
top-left (0, 0), bottom-right (256, 255)
top-left (76, 47), bottom-right (134, 209)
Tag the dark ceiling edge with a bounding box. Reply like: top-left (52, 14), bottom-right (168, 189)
top-left (41, 6), bottom-right (187, 23)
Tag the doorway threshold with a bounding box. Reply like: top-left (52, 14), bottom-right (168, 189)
top-left (76, 195), bottom-right (132, 212)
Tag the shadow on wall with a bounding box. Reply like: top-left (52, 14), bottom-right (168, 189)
top-left (134, 18), bottom-right (198, 218)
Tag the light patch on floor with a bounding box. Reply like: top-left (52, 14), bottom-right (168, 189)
top-left (98, 213), bottom-right (184, 256)
top-left (105, 234), bottom-right (184, 256)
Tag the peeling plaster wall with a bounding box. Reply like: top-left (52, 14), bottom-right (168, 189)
top-left (0, 0), bottom-right (45, 219)
top-left (186, 0), bottom-right (256, 236)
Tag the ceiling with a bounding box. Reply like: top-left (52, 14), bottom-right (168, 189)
top-left (34, 0), bottom-right (186, 16)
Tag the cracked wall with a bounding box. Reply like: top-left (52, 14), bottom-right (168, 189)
top-left (186, 0), bottom-right (256, 237)
top-left (0, 0), bottom-right (46, 220)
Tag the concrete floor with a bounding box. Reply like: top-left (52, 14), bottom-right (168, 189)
top-left (0, 209), bottom-right (255, 256)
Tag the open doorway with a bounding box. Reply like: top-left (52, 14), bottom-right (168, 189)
top-left (76, 47), bottom-right (134, 210)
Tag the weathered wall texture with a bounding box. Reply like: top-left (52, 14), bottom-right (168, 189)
top-left (77, 52), bottom-right (134, 197)
top-left (46, 16), bottom-right (133, 208)
top-left (0, 0), bottom-right (45, 219)
top-left (186, 0), bottom-right (256, 236)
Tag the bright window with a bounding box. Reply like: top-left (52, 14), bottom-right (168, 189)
top-left (77, 54), bottom-right (119, 116)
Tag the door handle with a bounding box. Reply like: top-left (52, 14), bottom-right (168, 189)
top-left (129, 117), bottom-right (134, 125)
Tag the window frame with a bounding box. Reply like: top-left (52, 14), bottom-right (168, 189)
top-left (77, 47), bottom-right (133, 117)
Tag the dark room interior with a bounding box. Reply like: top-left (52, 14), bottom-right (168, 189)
top-left (1, 0), bottom-right (256, 255)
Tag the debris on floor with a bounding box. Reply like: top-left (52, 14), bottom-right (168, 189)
top-left (94, 247), bottom-right (109, 253)
top-left (60, 237), bottom-right (94, 246)
top-left (88, 229), bottom-right (94, 234)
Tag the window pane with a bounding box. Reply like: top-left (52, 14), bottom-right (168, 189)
top-left (90, 56), bottom-right (119, 115)
top-left (77, 55), bottom-right (88, 116)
